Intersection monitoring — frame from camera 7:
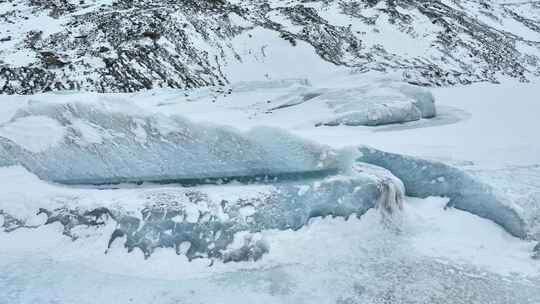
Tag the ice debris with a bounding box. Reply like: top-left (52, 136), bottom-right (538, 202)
top-left (356, 146), bottom-right (527, 239)
top-left (0, 164), bottom-right (405, 261)
top-left (0, 101), bottom-right (342, 185)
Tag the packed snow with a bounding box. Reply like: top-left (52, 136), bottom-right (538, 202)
top-left (1, 196), bottom-right (539, 303)
top-left (0, 74), bottom-right (539, 303)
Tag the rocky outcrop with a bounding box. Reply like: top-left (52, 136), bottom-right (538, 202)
top-left (1, 0), bottom-right (539, 94)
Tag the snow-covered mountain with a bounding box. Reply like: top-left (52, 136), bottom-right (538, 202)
top-left (2, 1), bottom-right (540, 303)
top-left (1, 0), bottom-right (540, 94)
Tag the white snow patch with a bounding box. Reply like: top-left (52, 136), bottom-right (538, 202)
top-left (405, 196), bottom-right (539, 276)
top-left (70, 119), bottom-right (104, 145)
top-left (0, 116), bottom-right (65, 152)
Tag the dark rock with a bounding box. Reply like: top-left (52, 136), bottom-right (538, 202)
top-left (98, 46), bottom-right (110, 53)
top-left (142, 31), bottom-right (161, 41)
top-left (39, 51), bottom-right (69, 68)
top-left (0, 0), bottom-right (538, 94)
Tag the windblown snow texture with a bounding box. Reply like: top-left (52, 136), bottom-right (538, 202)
top-left (356, 146), bottom-right (528, 239)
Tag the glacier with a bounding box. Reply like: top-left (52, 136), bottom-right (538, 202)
top-left (0, 94), bottom-right (532, 248)
top-left (314, 83), bottom-right (436, 127)
top-left (0, 79), bottom-right (439, 186)
top-left (357, 146), bottom-right (528, 239)
top-left (2, 198), bottom-right (540, 304)
top-left (0, 100), bottom-right (342, 185)
top-left (262, 79), bottom-right (437, 127)
top-left (0, 80), bottom-right (539, 303)
top-left (0, 97), bottom-right (408, 260)
top-left (0, 163), bottom-right (404, 261)
top-left (0, 86), bottom-right (536, 262)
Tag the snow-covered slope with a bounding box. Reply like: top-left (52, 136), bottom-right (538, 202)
top-left (1, 0), bottom-right (540, 93)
